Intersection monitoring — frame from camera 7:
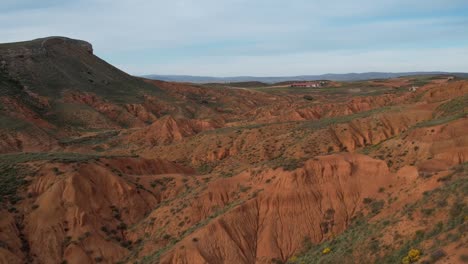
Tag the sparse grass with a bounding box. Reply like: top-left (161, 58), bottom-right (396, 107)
top-left (369, 200), bottom-right (385, 215)
top-left (225, 81), bottom-right (270, 88)
top-left (0, 164), bottom-right (28, 204)
top-left (0, 152), bottom-right (135, 165)
top-left (296, 215), bottom-right (385, 264)
top-left (0, 115), bottom-right (34, 131)
top-left (296, 163), bottom-right (467, 264)
top-left (413, 112), bottom-right (466, 128)
top-left (251, 86), bottom-right (320, 94)
top-left (379, 167), bottom-right (467, 263)
top-left (301, 106), bottom-right (395, 130)
top-left (0, 152), bottom-right (137, 204)
top-left (140, 200), bottom-right (243, 263)
top-left (407, 75), bottom-right (437, 87)
top-left (196, 163), bottom-right (214, 174)
top-left (270, 157), bottom-right (305, 171)
top-left (359, 137), bottom-right (390, 155)
top-left (435, 95), bottom-right (468, 117)
top-left (58, 130), bottom-right (119, 145)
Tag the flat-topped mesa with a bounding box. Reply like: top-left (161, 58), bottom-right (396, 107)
top-left (0, 36), bottom-right (93, 60)
top-left (40, 36), bottom-right (93, 54)
top-left (0, 35), bottom-right (161, 101)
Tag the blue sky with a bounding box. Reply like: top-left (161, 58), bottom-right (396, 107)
top-left (1, 0), bottom-right (467, 76)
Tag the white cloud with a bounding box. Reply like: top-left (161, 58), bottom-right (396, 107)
top-left (0, 0), bottom-right (467, 75)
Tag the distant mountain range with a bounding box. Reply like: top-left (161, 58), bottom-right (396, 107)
top-left (143, 72), bottom-right (468, 83)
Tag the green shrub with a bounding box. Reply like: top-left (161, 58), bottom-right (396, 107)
top-left (420, 208), bottom-right (434, 216)
top-left (117, 222), bottom-right (127, 230)
top-left (430, 249), bottom-right (446, 262)
top-left (197, 163), bottom-right (213, 174)
top-left (0, 165), bottom-right (27, 204)
top-left (460, 254), bottom-right (468, 262)
top-left (370, 200), bottom-right (385, 214)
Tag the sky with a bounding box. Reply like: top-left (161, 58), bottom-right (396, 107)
top-left (1, 0), bottom-right (467, 76)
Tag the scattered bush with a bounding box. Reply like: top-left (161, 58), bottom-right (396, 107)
top-left (325, 208), bottom-right (335, 220)
top-left (430, 249), bottom-right (446, 262)
top-left (427, 221), bottom-right (444, 237)
top-left (117, 222), bottom-right (127, 230)
top-left (197, 163), bottom-right (213, 174)
top-left (370, 200), bottom-right (385, 214)
top-left (408, 249), bottom-right (421, 261)
top-left (275, 158), bottom-right (304, 171)
top-left (437, 174), bottom-right (452, 182)
top-left (63, 236), bottom-right (72, 246)
top-left (239, 185), bottom-right (251, 193)
top-left (420, 208), bottom-right (434, 216)
top-left (120, 240), bottom-right (132, 248)
top-left (110, 206), bottom-right (121, 220)
top-left (272, 258), bottom-right (283, 264)
top-left (449, 201), bottom-right (464, 219)
top-left (402, 249), bottom-right (421, 264)
top-left (369, 239), bottom-right (380, 251)
top-left (288, 255), bottom-right (298, 263)
top-left (0, 165), bottom-right (27, 204)
top-left (52, 167), bottom-right (63, 175)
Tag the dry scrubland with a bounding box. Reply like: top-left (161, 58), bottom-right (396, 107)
top-left (0, 37), bottom-right (467, 264)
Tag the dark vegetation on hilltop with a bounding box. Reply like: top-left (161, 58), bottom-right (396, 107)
top-left (0, 37), bottom-right (164, 103)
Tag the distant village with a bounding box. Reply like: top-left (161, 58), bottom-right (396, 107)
top-left (290, 81), bottom-right (328, 88)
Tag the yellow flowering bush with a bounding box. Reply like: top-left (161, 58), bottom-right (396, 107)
top-left (401, 256), bottom-right (410, 264)
top-left (408, 249), bottom-right (420, 261)
top-left (322, 247), bottom-right (331, 254)
top-left (402, 248), bottom-right (421, 263)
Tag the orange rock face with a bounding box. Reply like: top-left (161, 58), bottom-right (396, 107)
top-left (123, 116), bottom-right (217, 146)
top-left (161, 154), bottom-right (391, 264)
